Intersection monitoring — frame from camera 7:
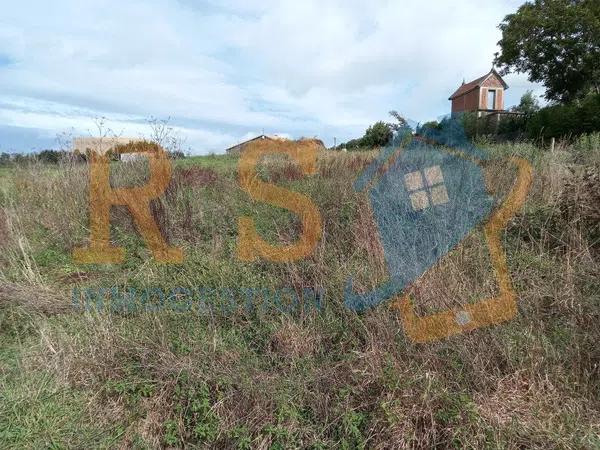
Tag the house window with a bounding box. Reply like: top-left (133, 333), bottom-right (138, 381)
top-left (487, 89), bottom-right (497, 110)
top-left (404, 165), bottom-right (450, 211)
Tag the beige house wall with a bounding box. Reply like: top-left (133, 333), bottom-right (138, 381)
top-left (72, 137), bottom-right (143, 155)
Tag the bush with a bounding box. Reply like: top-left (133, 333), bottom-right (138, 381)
top-left (572, 132), bottom-right (600, 166)
top-left (37, 150), bottom-right (62, 164)
top-left (497, 114), bottom-right (528, 140)
top-left (362, 121), bottom-right (393, 148)
top-left (527, 93), bottom-right (600, 140)
top-left (416, 121), bottom-right (440, 135)
top-left (341, 120), bottom-right (395, 151)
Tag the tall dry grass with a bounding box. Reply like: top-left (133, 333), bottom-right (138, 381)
top-left (0, 140), bottom-right (599, 448)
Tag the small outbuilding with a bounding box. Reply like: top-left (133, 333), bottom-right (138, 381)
top-left (449, 68), bottom-right (509, 117)
top-left (72, 136), bottom-right (144, 160)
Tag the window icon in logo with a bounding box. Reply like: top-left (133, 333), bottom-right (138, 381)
top-left (344, 122), bottom-right (533, 343)
top-left (404, 165), bottom-right (450, 211)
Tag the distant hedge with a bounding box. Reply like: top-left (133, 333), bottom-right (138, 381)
top-left (452, 93), bottom-right (600, 142)
top-left (527, 93), bottom-right (600, 140)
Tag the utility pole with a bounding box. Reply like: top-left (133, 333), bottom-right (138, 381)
top-left (333, 137), bottom-right (336, 150)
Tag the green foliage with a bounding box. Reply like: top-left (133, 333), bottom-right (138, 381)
top-left (527, 93), bottom-right (600, 139)
top-left (416, 121), bottom-right (440, 135)
top-left (165, 375), bottom-right (221, 446)
top-left (340, 111), bottom-right (408, 150)
top-left (514, 90), bottom-right (541, 115)
top-left (435, 393), bottom-right (478, 426)
top-left (461, 112), bottom-right (485, 138)
top-left (341, 121), bottom-right (393, 151)
top-left (445, 92), bottom-right (599, 141)
top-left (0, 152), bottom-right (11, 166)
top-left (494, 0), bottom-right (600, 103)
top-left (229, 426), bottom-right (253, 449)
top-left (0, 149), bottom-right (85, 166)
top-left (497, 114), bottom-right (528, 139)
top-left (2, 147), bottom-right (600, 448)
top-left (37, 150), bottom-right (62, 164)
top-left (343, 138), bottom-right (365, 150)
top-left (572, 132), bottom-right (600, 163)
top-left (163, 420), bottom-right (179, 446)
top-left (362, 121), bottom-right (393, 148)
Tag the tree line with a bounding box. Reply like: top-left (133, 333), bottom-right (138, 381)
top-left (0, 148), bottom-right (186, 166)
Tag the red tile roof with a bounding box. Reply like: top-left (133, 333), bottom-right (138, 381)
top-left (448, 69), bottom-right (508, 100)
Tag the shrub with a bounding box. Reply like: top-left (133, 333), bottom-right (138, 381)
top-left (527, 93), bottom-right (600, 140)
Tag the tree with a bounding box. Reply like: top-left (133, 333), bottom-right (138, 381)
top-left (344, 138), bottom-right (364, 150)
top-left (514, 90), bottom-right (541, 115)
top-left (339, 113), bottom-right (407, 150)
top-left (526, 92), bottom-right (600, 139)
top-left (169, 150), bottom-right (186, 159)
top-left (13, 154), bottom-right (27, 165)
top-left (494, 0), bottom-right (600, 103)
top-left (362, 121), bottom-right (393, 148)
top-left (0, 153), bottom-right (10, 166)
top-left (416, 121), bottom-right (440, 135)
top-left (37, 149), bottom-right (62, 164)
top-left (387, 110), bottom-right (408, 131)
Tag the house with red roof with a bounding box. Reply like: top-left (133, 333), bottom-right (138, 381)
top-left (449, 69), bottom-right (508, 117)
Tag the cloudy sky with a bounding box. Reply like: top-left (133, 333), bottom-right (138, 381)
top-left (0, 0), bottom-right (543, 154)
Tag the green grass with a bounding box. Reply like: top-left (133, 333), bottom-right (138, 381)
top-left (175, 153), bottom-right (238, 173)
top-left (0, 309), bottom-right (123, 449)
top-left (0, 143), bottom-right (599, 448)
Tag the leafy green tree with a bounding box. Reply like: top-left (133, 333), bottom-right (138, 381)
top-left (37, 149), bottom-right (62, 164)
top-left (494, 0), bottom-right (600, 103)
top-left (362, 121), bottom-right (393, 148)
top-left (344, 138), bottom-right (364, 150)
top-left (340, 113), bottom-right (408, 150)
top-left (416, 121), bottom-right (440, 135)
top-left (514, 90), bottom-right (541, 115)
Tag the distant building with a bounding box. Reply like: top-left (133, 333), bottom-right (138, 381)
top-left (72, 137), bottom-right (144, 160)
top-left (225, 134), bottom-right (327, 155)
top-left (225, 134), bottom-right (287, 155)
top-left (449, 69), bottom-right (508, 117)
top-left (72, 137), bottom-right (141, 155)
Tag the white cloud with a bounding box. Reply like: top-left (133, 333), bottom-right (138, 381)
top-left (0, 0), bottom-right (543, 153)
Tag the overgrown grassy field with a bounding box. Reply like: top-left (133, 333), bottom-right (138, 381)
top-left (0, 136), bottom-right (599, 449)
